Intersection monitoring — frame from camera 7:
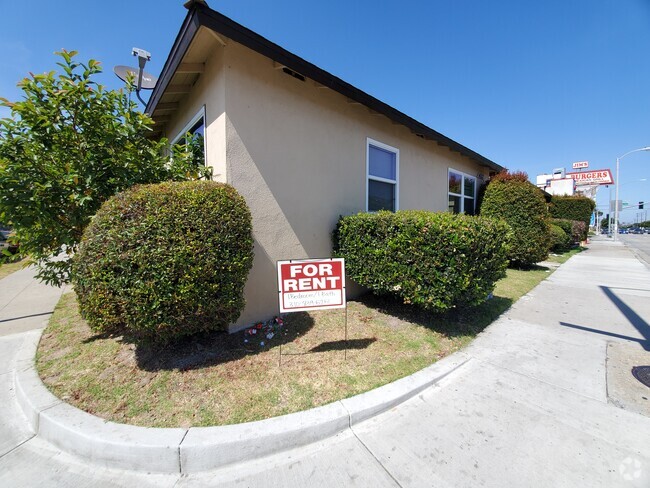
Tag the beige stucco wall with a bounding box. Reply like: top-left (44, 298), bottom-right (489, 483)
top-left (164, 40), bottom-right (228, 183)
top-left (219, 41), bottom-right (491, 330)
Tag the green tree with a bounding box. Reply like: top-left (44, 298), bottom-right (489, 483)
top-left (601, 215), bottom-right (609, 230)
top-left (0, 50), bottom-right (208, 285)
top-left (479, 171), bottom-right (551, 267)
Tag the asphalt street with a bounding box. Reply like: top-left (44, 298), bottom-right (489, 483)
top-left (620, 234), bottom-right (650, 267)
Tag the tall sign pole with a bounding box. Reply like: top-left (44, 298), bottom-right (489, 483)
top-left (614, 156), bottom-right (620, 241)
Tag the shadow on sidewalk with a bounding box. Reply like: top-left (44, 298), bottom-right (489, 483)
top-left (558, 285), bottom-right (650, 351)
top-left (0, 311), bottom-right (53, 323)
top-left (559, 322), bottom-right (649, 351)
top-left (601, 286), bottom-right (650, 343)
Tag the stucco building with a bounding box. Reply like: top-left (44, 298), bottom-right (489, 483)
top-left (146, 1), bottom-right (504, 330)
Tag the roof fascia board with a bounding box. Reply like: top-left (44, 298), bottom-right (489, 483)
top-left (145, 8), bottom-right (202, 115)
top-left (150, 4), bottom-right (503, 172)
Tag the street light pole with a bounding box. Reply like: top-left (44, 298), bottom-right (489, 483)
top-left (614, 147), bottom-right (650, 241)
top-left (609, 185), bottom-right (613, 237)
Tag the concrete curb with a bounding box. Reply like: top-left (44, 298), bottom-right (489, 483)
top-left (13, 329), bottom-right (470, 473)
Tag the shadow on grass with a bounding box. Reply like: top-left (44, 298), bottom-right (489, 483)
top-left (510, 263), bottom-right (550, 272)
top-left (84, 312), bottom-right (317, 373)
top-left (309, 338), bottom-right (376, 353)
top-left (80, 286), bottom-right (516, 373)
top-left (356, 293), bottom-right (513, 338)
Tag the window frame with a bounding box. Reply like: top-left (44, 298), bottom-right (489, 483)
top-left (366, 138), bottom-right (399, 212)
top-left (171, 106), bottom-right (207, 164)
top-left (448, 168), bottom-right (477, 214)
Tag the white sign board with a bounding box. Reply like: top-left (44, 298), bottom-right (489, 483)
top-left (277, 258), bottom-right (346, 313)
top-left (567, 169), bottom-right (614, 186)
top-left (572, 161), bottom-right (589, 169)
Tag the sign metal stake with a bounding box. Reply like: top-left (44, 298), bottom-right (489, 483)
top-left (278, 290), bottom-right (282, 367)
top-left (344, 300), bottom-right (348, 361)
top-left (276, 258), bottom-right (347, 366)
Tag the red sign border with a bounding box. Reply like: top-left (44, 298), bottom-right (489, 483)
top-left (277, 258), bottom-right (346, 313)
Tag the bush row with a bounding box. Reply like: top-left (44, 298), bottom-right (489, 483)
top-left (333, 210), bottom-right (511, 312)
top-left (72, 181), bottom-right (254, 344)
top-left (549, 196), bottom-right (594, 239)
top-left (552, 218), bottom-right (585, 245)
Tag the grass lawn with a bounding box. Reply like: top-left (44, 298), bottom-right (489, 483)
top-left (546, 247), bottom-right (583, 264)
top-left (0, 258), bottom-right (26, 280)
top-left (36, 248), bottom-right (581, 428)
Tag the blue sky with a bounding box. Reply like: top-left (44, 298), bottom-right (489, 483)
top-left (1, 0), bottom-right (649, 223)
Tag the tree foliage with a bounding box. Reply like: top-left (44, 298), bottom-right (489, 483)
top-left (0, 50), bottom-right (208, 285)
top-left (479, 171), bottom-right (551, 266)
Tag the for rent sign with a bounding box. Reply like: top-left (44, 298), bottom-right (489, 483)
top-left (277, 258), bottom-right (346, 313)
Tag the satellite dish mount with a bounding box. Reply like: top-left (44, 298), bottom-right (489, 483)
top-left (113, 47), bottom-right (159, 108)
top-left (132, 47), bottom-right (151, 106)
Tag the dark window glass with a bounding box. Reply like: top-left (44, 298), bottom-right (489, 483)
top-left (464, 197), bottom-right (475, 215)
top-left (368, 179), bottom-right (395, 211)
top-left (176, 117), bottom-right (205, 168)
top-left (464, 176), bottom-right (475, 198)
top-left (449, 171), bottom-right (462, 194)
top-left (448, 195), bottom-right (461, 213)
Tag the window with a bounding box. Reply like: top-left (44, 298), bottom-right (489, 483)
top-left (367, 139), bottom-right (399, 212)
top-left (171, 108), bottom-right (206, 170)
top-left (448, 169), bottom-right (476, 215)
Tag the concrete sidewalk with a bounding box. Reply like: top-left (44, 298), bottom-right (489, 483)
top-left (0, 264), bottom-right (68, 337)
top-left (0, 238), bottom-right (649, 487)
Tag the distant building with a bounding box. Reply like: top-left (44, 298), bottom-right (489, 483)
top-left (536, 168), bottom-right (577, 196)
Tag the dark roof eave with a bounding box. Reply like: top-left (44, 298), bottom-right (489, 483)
top-left (145, 9), bottom-right (201, 115)
top-left (147, 4), bottom-right (504, 172)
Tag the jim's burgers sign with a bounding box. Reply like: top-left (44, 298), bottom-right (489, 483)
top-left (567, 169), bottom-right (614, 186)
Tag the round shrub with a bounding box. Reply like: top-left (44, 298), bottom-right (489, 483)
top-left (72, 181), bottom-right (254, 344)
top-left (334, 210), bottom-right (511, 312)
top-left (549, 224), bottom-right (571, 252)
top-left (479, 171), bottom-right (551, 266)
top-left (552, 218), bottom-right (583, 245)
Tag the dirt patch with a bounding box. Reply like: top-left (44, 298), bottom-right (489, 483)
top-left (607, 341), bottom-right (650, 417)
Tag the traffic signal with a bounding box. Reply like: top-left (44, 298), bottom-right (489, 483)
top-left (640, 201), bottom-right (645, 210)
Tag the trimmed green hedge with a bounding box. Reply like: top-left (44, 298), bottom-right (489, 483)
top-left (72, 181), bottom-right (254, 344)
top-left (550, 196), bottom-right (595, 239)
top-left (479, 172), bottom-right (551, 266)
top-left (549, 224), bottom-right (571, 251)
top-left (333, 210), bottom-right (511, 312)
top-left (552, 218), bottom-right (584, 244)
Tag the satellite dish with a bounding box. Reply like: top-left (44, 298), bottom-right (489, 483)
top-left (113, 65), bottom-right (158, 90)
